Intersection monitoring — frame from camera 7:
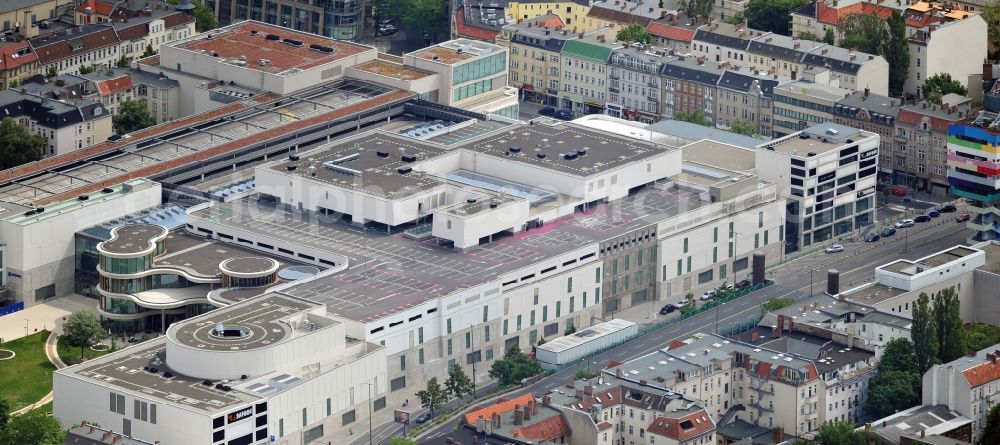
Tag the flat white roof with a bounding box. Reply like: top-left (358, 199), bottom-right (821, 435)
top-left (538, 318), bottom-right (636, 353)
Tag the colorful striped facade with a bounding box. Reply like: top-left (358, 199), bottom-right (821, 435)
top-left (948, 115), bottom-right (1000, 241)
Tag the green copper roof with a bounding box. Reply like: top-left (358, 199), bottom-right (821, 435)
top-left (562, 40), bottom-right (612, 63)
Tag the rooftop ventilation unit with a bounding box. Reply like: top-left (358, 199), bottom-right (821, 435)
top-left (265, 34), bottom-right (280, 41)
top-left (401, 154), bottom-right (417, 163)
top-left (537, 153), bottom-right (546, 159)
top-left (397, 166), bottom-right (412, 174)
top-left (563, 152), bottom-right (578, 160)
top-left (282, 38), bottom-right (303, 47)
top-left (376, 150), bottom-right (389, 158)
top-left (508, 146), bottom-right (522, 154)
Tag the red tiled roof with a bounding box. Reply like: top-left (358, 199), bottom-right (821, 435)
top-left (668, 340), bottom-right (687, 351)
top-left (755, 361), bottom-right (772, 377)
top-left (463, 393), bottom-right (536, 425)
top-left (35, 90), bottom-right (413, 206)
top-left (511, 415), bottom-right (570, 441)
top-left (646, 412), bottom-right (715, 441)
top-left (0, 42), bottom-right (38, 70)
top-left (596, 422), bottom-right (613, 431)
top-left (116, 23), bottom-right (149, 42)
top-left (162, 12), bottom-right (195, 29)
top-left (455, 8), bottom-right (501, 42)
top-left (569, 387), bottom-right (622, 411)
top-left (859, 3), bottom-right (895, 20)
top-left (646, 22), bottom-right (695, 42)
top-left (77, 0), bottom-right (116, 16)
top-left (963, 361), bottom-right (1000, 387)
top-left (897, 108), bottom-right (958, 133)
top-left (817, 1), bottom-right (863, 24)
top-left (805, 363), bottom-right (819, 381)
top-left (536, 15), bottom-right (565, 28)
top-left (31, 26), bottom-right (121, 65)
top-left (96, 75), bottom-right (133, 95)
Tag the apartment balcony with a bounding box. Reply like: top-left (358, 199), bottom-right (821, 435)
top-left (748, 400), bottom-right (774, 413)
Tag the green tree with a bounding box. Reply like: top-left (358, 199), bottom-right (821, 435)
top-left (932, 287), bottom-right (965, 363)
top-left (112, 100), bottom-right (156, 135)
top-left (744, 0), bottom-right (809, 35)
top-left (115, 55), bottom-right (131, 68)
top-left (61, 309), bottom-right (105, 359)
top-left (0, 411), bottom-right (67, 445)
top-left (922, 73), bottom-right (969, 104)
top-left (723, 13), bottom-right (744, 25)
top-left (388, 437), bottom-right (418, 445)
top-left (798, 32), bottom-right (819, 41)
top-left (677, 0), bottom-right (712, 20)
top-left (728, 120), bottom-right (756, 136)
top-left (0, 398), bottom-right (9, 430)
top-left (679, 292), bottom-right (697, 316)
top-left (760, 296), bottom-right (794, 315)
top-left (488, 346), bottom-right (543, 386)
top-left (912, 292), bottom-right (939, 374)
top-left (674, 110), bottom-right (711, 126)
top-left (840, 11), bottom-right (908, 96)
top-left (142, 43), bottom-right (157, 58)
top-left (864, 370), bottom-right (920, 420)
top-left (45, 65), bottom-right (57, 78)
top-left (616, 24), bottom-right (652, 44)
top-left (415, 377), bottom-right (447, 416)
top-left (444, 363), bottom-right (475, 400)
top-left (980, 404), bottom-right (1000, 445)
top-left (166, 0), bottom-right (216, 32)
top-left (397, 0), bottom-right (448, 43)
top-left (79, 64), bottom-right (96, 74)
top-left (0, 117), bottom-right (44, 170)
top-left (7, 79), bottom-right (18, 88)
top-left (983, 0), bottom-right (1000, 59)
top-left (813, 420), bottom-right (875, 444)
top-left (966, 323), bottom-right (1000, 353)
top-left (880, 337), bottom-right (918, 374)
top-left (823, 27), bottom-right (835, 44)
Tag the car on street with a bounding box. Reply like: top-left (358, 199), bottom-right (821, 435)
top-left (378, 24), bottom-right (397, 35)
top-left (825, 244), bottom-right (844, 253)
top-left (735, 279), bottom-right (752, 289)
top-left (539, 106), bottom-right (556, 116)
top-left (956, 212), bottom-right (971, 223)
top-left (700, 290), bottom-right (715, 300)
top-left (881, 227), bottom-right (896, 237)
top-left (659, 304), bottom-right (677, 314)
top-left (915, 214), bottom-right (932, 222)
top-left (940, 204), bottom-right (957, 213)
top-left (928, 210), bottom-right (941, 218)
top-left (865, 234), bottom-right (880, 242)
top-left (553, 108), bottom-right (575, 120)
top-left (416, 412), bottom-right (432, 424)
top-left (895, 219), bottom-right (915, 228)
top-left (678, 298), bottom-right (692, 307)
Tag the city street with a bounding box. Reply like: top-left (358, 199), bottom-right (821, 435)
top-left (345, 213), bottom-right (971, 445)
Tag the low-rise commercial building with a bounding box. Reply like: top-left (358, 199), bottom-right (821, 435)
top-left (209, 0), bottom-right (363, 41)
top-left (832, 90), bottom-right (900, 184)
top-left (771, 80), bottom-right (851, 137)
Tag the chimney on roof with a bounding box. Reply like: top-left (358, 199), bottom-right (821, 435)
top-left (616, 368), bottom-right (623, 378)
top-left (522, 404), bottom-right (531, 421)
top-left (821, 48), bottom-right (828, 55)
top-left (773, 427), bottom-right (785, 443)
top-left (584, 385), bottom-right (594, 395)
top-left (775, 315), bottom-right (785, 337)
top-left (969, 350), bottom-right (977, 357)
top-left (542, 394), bottom-right (552, 406)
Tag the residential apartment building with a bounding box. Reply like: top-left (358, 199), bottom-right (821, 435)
top-left (715, 69), bottom-right (779, 137)
top-left (772, 80), bottom-right (851, 137)
top-left (893, 102), bottom-right (963, 194)
top-left (75, 68), bottom-right (182, 124)
top-left (559, 36), bottom-right (615, 115)
top-left (0, 0), bottom-right (59, 39)
top-left (948, 112), bottom-right (1000, 242)
top-left (108, 5), bottom-right (197, 63)
top-left (924, 343), bottom-right (1000, 442)
top-left (9, 74), bottom-right (113, 156)
top-left (581, 0), bottom-right (674, 35)
top-left (755, 123), bottom-right (879, 252)
top-left (659, 55), bottom-right (722, 123)
top-left (505, 0), bottom-right (591, 28)
top-left (29, 24), bottom-right (122, 76)
top-left (692, 21), bottom-right (888, 95)
top-left (208, 0), bottom-right (364, 40)
top-left (832, 90), bottom-right (900, 184)
top-left (790, 0), bottom-right (903, 46)
top-left (646, 19), bottom-right (698, 53)
top-left (497, 15), bottom-right (570, 106)
top-left (0, 41), bottom-right (39, 89)
top-left (606, 45), bottom-right (669, 122)
top-left (905, 9), bottom-right (987, 98)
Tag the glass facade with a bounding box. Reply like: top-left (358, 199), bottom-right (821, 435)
top-left (227, 275), bottom-right (275, 288)
top-left (491, 105), bottom-right (519, 119)
top-left (453, 79), bottom-right (494, 102)
top-left (452, 53), bottom-right (506, 85)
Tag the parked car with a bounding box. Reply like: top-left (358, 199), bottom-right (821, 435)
top-left (956, 212), bottom-right (971, 223)
top-left (825, 244), bottom-right (844, 253)
top-left (940, 204), bottom-right (958, 213)
top-left (881, 227), bottom-right (897, 237)
top-left (735, 279), bottom-right (752, 290)
top-left (659, 304), bottom-right (677, 314)
top-left (538, 106), bottom-right (556, 116)
top-left (865, 234), bottom-right (881, 242)
top-left (678, 299), bottom-right (692, 307)
top-left (415, 412), bottom-right (433, 424)
top-left (895, 219), bottom-right (915, 228)
top-left (553, 108), bottom-right (575, 120)
top-left (378, 24), bottom-right (397, 35)
top-left (915, 214), bottom-right (932, 222)
top-left (928, 210), bottom-right (941, 218)
top-left (700, 290), bottom-right (715, 300)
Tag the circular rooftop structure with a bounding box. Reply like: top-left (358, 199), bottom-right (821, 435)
top-left (97, 224), bottom-right (168, 257)
top-left (278, 265), bottom-right (321, 281)
top-left (219, 257), bottom-right (280, 277)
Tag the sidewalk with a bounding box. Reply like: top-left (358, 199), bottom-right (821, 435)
top-left (0, 293), bottom-right (93, 343)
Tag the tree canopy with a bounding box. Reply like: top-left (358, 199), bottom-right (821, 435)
top-left (728, 120), bottom-right (756, 136)
top-left (744, 0), bottom-right (809, 35)
top-left (166, 0), bottom-right (216, 32)
top-left (912, 292), bottom-right (938, 374)
top-left (864, 338), bottom-right (921, 420)
top-left (922, 73), bottom-right (969, 105)
top-left (444, 363), bottom-right (475, 400)
top-left (811, 420), bottom-right (879, 445)
top-left (679, 292), bottom-right (697, 316)
top-left (389, 437), bottom-right (418, 445)
top-left (932, 287), bottom-right (965, 363)
top-left (488, 346), bottom-right (543, 386)
top-left (839, 12), bottom-right (908, 96)
top-left (415, 377), bottom-right (447, 416)
top-left (678, 0), bottom-right (712, 20)
top-left (983, 0), bottom-right (1000, 59)
top-left (616, 24), bottom-right (652, 44)
top-left (674, 110), bottom-right (711, 126)
top-left (0, 412), bottom-right (66, 445)
top-left (966, 323), bottom-right (1000, 353)
top-left (388, 0), bottom-right (448, 43)
top-left (113, 100), bottom-right (156, 136)
top-left (61, 310), bottom-right (105, 359)
top-left (981, 403), bottom-right (1000, 445)
top-left (0, 117), bottom-right (44, 170)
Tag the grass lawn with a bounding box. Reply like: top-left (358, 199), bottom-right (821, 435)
top-left (0, 331), bottom-right (56, 411)
top-left (57, 336), bottom-right (116, 366)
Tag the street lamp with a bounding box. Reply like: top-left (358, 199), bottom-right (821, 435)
top-left (359, 381), bottom-right (376, 445)
top-left (24, 319), bottom-right (29, 337)
top-left (810, 269), bottom-right (815, 298)
top-left (714, 301), bottom-right (725, 335)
